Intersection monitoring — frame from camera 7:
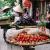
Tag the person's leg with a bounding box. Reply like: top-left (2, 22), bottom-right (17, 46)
top-left (49, 29), bottom-right (50, 33)
top-left (46, 28), bottom-right (50, 34)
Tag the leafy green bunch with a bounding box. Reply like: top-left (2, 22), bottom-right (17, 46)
top-left (37, 21), bottom-right (46, 27)
top-left (4, 0), bottom-right (16, 6)
top-left (0, 0), bottom-right (16, 9)
top-left (0, 0), bottom-right (11, 9)
top-left (0, 9), bottom-right (13, 20)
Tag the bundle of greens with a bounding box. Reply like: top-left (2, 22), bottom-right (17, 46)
top-left (0, 9), bottom-right (13, 20)
top-left (4, 0), bottom-right (16, 6)
top-left (0, 0), bottom-right (16, 8)
top-left (37, 21), bottom-right (46, 27)
top-left (0, 0), bottom-right (16, 20)
top-left (0, 0), bottom-right (11, 9)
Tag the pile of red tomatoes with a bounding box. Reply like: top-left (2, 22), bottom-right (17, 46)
top-left (15, 31), bottom-right (49, 44)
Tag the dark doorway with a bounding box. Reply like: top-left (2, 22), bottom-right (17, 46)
top-left (30, 0), bottom-right (40, 21)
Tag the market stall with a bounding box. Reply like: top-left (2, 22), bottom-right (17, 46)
top-left (0, 0), bottom-right (50, 50)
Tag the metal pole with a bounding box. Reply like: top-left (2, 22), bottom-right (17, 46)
top-left (23, 46), bottom-right (35, 50)
top-left (41, 1), bottom-right (42, 14)
top-left (44, 1), bottom-right (46, 14)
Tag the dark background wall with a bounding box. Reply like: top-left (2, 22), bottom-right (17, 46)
top-left (30, 0), bottom-right (40, 20)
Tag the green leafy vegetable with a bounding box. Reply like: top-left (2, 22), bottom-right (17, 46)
top-left (0, 9), bottom-right (13, 20)
top-left (37, 21), bottom-right (46, 27)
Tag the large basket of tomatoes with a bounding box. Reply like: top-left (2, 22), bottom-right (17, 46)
top-left (4, 28), bottom-right (50, 46)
